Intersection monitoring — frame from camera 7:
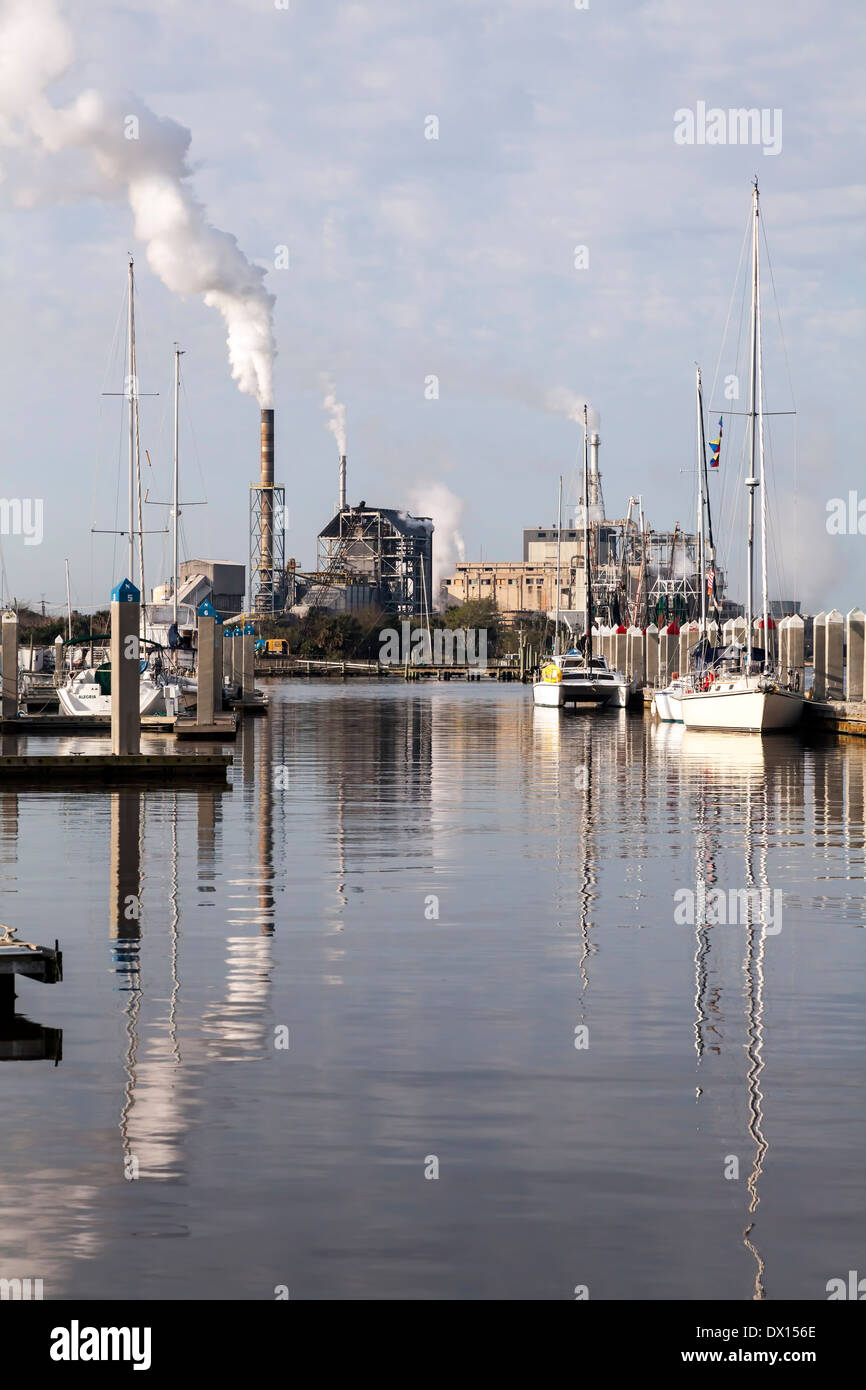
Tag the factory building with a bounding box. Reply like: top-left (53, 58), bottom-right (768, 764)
top-left (444, 431), bottom-right (723, 628)
top-left (444, 561), bottom-right (574, 616)
top-left (315, 502), bottom-right (434, 619)
top-left (152, 560), bottom-right (246, 622)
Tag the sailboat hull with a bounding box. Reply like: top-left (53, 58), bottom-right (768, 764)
top-left (676, 685), bottom-right (803, 733)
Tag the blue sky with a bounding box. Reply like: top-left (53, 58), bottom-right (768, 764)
top-left (0, 0), bottom-right (864, 614)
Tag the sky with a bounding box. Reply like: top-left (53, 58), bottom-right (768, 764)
top-left (0, 0), bottom-right (864, 616)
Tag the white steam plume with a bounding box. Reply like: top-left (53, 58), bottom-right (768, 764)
top-left (0, 0), bottom-right (276, 407)
top-left (408, 483), bottom-right (466, 607)
top-left (544, 388), bottom-right (599, 433)
top-left (320, 375), bottom-right (347, 455)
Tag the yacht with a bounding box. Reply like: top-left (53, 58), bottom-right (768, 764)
top-left (535, 651), bottom-right (635, 708)
top-left (671, 182), bottom-right (803, 734)
top-left (533, 407), bottom-right (636, 711)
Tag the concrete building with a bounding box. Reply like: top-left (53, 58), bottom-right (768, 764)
top-left (444, 560), bottom-right (580, 618)
top-left (151, 560), bottom-right (246, 621)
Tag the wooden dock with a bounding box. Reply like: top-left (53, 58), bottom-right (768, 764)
top-left (174, 712), bottom-right (240, 740)
top-left (1, 712), bottom-right (178, 734)
top-left (0, 930), bottom-right (62, 1003)
top-left (0, 752), bottom-right (232, 783)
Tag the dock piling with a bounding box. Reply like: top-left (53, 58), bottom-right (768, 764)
top-left (196, 601), bottom-right (217, 726)
top-left (110, 580), bottom-right (140, 757)
top-left (2, 612), bottom-right (18, 722)
top-left (850, 609), bottom-right (866, 703)
top-left (242, 624), bottom-right (255, 700)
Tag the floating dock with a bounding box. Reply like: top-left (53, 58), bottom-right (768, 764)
top-left (0, 752), bottom-right (232, 783)
top-left (0, 931), bottom-right (62, 1005)
top-left (174, 712), bottom-right (240, 740)
top-left (1, 713), bottom-right (178, 734)
top-left (803, 699), bottom-right (866, 739)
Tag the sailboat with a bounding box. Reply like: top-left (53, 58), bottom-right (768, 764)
top-left (653, 366), bottom-right (716, 723)
top-left (672, 182), bottom-right (803, 734)
top-left (533, 408), bottom-right (635, 709)
top-left (58, 267), bottom-right (195, 718)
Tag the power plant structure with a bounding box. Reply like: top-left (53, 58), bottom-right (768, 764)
top-left (443, 432), bottom-right (726, 628)
top-left (281, 452), bottom-right (432, 619)
top-left (249, 408), bottom-right (287, 614)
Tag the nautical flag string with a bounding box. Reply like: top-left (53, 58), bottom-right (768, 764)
top-left (709, 416), bottom-right (723, 468)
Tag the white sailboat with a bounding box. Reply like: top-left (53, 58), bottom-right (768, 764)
top-left (534, 407), bottom-right (636, 709)
top-left (672, 182), bottom-right (803, 734)
top-left (653, 367), bottom-right (716, 724)
top-left (58, 271), bottom-right (195, 718)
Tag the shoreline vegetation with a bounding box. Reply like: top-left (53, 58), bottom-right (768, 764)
top-left (8, 599), bottom-right (550, 662)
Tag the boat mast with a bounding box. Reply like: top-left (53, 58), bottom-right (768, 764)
top-left (755, 202), bottom-right (770, 671)
top-left (745, 179), bottom-right (760, 672)
top-left (696, 367), bottom-right (707, 638)
top-left (127, 259), bottom-right (136, 583)
top-left (583, 404), bottom-right (593, 662)
top-left (172, 345), bottom-right (183, 625)
top-left (554, 475), bottom-right (562, 657)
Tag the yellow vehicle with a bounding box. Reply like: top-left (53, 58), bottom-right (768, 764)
top-left (264, 638), bottom-right (290, 656)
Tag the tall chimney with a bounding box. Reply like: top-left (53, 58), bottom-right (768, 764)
top-left (339, 454), bottom-right (347, 511)
top-left (260, 408), bottom-right (274, 601)
top-left (589, 431), bottom-right (604, 517)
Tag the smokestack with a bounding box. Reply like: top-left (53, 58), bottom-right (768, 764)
top-left (260, 408), bottom-right (274, 488)
top-left (339, 454), bottom-right (347, 511)
top-left (590, 431), bottom-right (600, 481)
top-left (589, 431), bottom-right (604, 517)
top-left (260, 408), bottom-right (274, 598)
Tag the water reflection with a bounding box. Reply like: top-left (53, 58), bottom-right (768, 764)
top-left (1, 688), bottom-right (865, 1300)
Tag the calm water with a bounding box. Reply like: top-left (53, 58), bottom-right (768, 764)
top-left (1, 682), bottom-right (864, 1300)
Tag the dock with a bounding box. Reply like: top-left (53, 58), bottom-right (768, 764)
top-left (0, 929), bottom-right (62, 1005)
top-left (1, 712), bottom-right (180, 734)
top-left (803, 699), bottom-right (866, 739)
top-left (0, 752), bottom-right (232, 782)
top-left (174, 711), bottom-right (240, 739)
top-left (0, 928), bottom-right (63, 1062)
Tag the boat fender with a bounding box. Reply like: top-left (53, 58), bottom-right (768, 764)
top-left (541, 663), bottom-right (562, 684)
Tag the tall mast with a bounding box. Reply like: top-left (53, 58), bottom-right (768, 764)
top-left (127, 259), bottom-right (136, 582)
top-left (696, 367), bottom-right (707, 637)
top-left (133, 309), bottom-right (145, 602)
top-left (755, 211), bottom-right (770, 671)
top-left (554, 475), bottom-right (562, 657)
top-left (745, 179), bottom-right (760, 671)
top-left (583, 404), bottom-right (593, 662)
top-left (172, 345), bottom-right (183, 624)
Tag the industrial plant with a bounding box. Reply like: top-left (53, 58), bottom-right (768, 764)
top-left (245, 420), bottom-right (434, 620)
top-left (443, 431), bottom-right (727, 630)
top-left (169, 414), bottom-right (728, 630)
